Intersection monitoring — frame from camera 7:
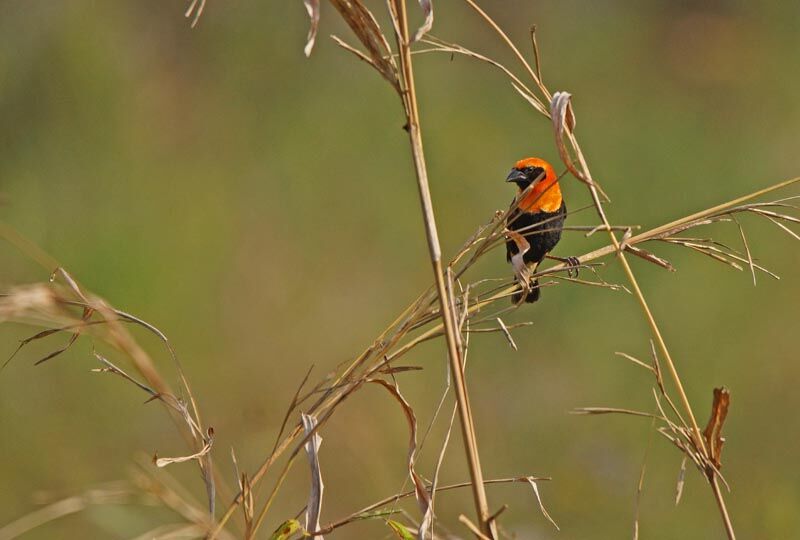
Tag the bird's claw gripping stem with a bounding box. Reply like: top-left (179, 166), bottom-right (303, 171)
top-left (549, 255), bottom-right (581, 278)
top-left (565, 256), bottom-right (580, 278)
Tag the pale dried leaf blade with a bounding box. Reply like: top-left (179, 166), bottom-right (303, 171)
top-left (675, 456), bottom-right (688, 505)
top-left (301, 413), bottom-right (325, 539)
top-left (496, 317), bottom-right (517, 350)
top-left (154, 435), bottom-right (214, 468)
top-left (526, 477), bottom-right (559, 530)
top-left (412, 0), bottom-right (433, 42)
top-left (303, 0), bottom-right (321, 57)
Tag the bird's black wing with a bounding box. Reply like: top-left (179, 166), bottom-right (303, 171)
top-left (505, 201), bottom-right (567, 265)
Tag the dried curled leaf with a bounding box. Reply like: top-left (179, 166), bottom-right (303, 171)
top-left (301, 413), bottom-right (325, 539)
top-left (675, 456), bottom-right (688, 505)
top-left (303, 0), bottom-right (321, 57)
top-left (505, 229), bottom-right (531, 291)
top-left (526, 477), bottom-right (559, 531)
top-left (703, 387), bottom-right (730, 469)
top-left (412, 0), bottom-right (434, 42)
top-left (154, 428), bottom-right (214, 468)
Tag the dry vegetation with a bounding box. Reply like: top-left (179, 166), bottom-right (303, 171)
top-left (1, 2), bottom-right (799, 539)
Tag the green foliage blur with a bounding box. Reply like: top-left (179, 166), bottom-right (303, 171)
top-left (1, 2), bottom-right (799, 538)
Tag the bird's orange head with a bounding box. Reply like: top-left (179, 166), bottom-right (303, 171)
top-left (506, 157), bottom-right (561, 213)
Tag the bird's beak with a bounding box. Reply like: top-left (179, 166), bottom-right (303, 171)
top-left (506, 169), bottom-right (527, 183)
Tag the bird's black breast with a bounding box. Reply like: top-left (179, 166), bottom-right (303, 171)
top-left (505, 201), bottom-right (567, 265)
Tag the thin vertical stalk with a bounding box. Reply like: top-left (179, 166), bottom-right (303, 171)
top-left (567, 131), bottom-right (706, 453)
top-left (458, 2), bottom-right (735, 536)
top-left (565, 135), bottom-right (735, 539)
top-left (391, 1), bottom-right (496, 537)
top-left (711, 475), bottom-right (736, 540)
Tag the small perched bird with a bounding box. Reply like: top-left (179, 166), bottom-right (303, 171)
top-left (505, 157), bottom-right (573, 303)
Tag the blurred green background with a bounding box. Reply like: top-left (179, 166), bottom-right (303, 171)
top-left (1, 1), bottom-right (799, 538)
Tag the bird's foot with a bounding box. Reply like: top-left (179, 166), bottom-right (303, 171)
top-left (549, 255), bottom-right (581, 278)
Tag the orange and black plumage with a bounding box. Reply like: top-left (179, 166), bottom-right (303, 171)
top-left (505, 157), bottom-right (566, 303)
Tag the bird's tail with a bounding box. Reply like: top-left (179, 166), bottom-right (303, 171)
top-left (512, 279), bottom-right (541, 304)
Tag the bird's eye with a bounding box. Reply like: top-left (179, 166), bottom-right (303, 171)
top-left (524, 167), bottom-right (535, 174)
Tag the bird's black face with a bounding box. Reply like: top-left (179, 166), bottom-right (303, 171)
top-left (506, 166), bottom-right (545, 188)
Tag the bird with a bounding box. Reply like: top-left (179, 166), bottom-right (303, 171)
top-left (505, 157), bottom-right (575, 303)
